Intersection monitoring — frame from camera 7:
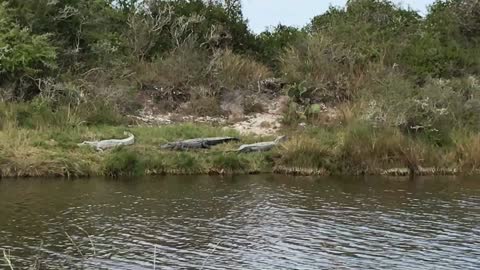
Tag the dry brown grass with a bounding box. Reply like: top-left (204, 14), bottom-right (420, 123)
top-left (280, 35), bottom-right (368, 103)
top-left (179, 96), bottom-right (223, 117)
top-left (135, 44), bottom-right (209, 90)
top-left (134, 47), bottom-right (273, 116)
top-left (0, 128), bottom-right (100, 178)
top-left (453, 131), bottom-right (480, 173)
top-left (340, 124), bottom-right (428, 174)
top-left (214, 50), bottom-right (272, 91)
top-left (276, 133), bottom-right (338, 172)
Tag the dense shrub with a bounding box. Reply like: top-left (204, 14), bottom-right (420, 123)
top-left (213, 49), bottom-right (272, 91)
top-left (281, 35), bottom-right (365, 103)
top-left (256, 24), bottom-right (305, 69)
top-left (0, 4), bottom-right (57, 77)
top-left (340, 121), bottom-right (425, 174)
top-left (310, 0), bottom-right (420, 68)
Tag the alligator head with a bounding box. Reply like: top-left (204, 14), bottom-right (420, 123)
top-left (78, 141), bottom-right (98, 147)
top-left (160, 142), bottom-right (176, 149)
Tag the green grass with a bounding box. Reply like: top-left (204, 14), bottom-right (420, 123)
top-left (1, 116), bottom-right (480, 178)
top-left (0, 123), bottom-right (273, 178)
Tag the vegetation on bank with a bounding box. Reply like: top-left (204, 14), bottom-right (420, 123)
top-left (2, 0), bottom-right (480, 177)
top-left (2, 117), bottom-right (480, 178)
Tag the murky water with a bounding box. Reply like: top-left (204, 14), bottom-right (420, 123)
top-left (0, 175), bottom-right (479, 269)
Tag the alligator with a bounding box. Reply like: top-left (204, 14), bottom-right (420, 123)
top-left (160, 137), bottom-right (240, 150)
top-left (236, 136), bottom-right (287, 153)
top-left (78, 132), bottom-right (135, 151)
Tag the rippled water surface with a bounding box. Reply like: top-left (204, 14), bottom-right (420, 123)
top-left (0, 175), bottom-right (479, 269)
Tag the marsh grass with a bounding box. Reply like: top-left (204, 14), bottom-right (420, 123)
top-left (1, 105), bottom-right (479, 178)
top-left (277, 131), bottom-right (338, 173)
top-left (451, 130), bottom-right (480, 174)
top-left (0, 120), bottom-right (275, 178)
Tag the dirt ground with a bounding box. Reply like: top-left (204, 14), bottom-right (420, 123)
top-left (130, 96), bottom-right (288, 136)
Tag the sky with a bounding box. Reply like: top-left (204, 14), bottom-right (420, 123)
top-left (242, 0), bottom-right (435, 33)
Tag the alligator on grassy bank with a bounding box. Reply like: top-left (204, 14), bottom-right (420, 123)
top-left (236, 136), bottom-right (287, 153)
top-left (78, 132), bottom-right (135, 151)
top-left (160, 137), bottom-right (240, 150)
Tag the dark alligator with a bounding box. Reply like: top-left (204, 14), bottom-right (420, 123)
top-left (160, 137), bottom-right (240, 150)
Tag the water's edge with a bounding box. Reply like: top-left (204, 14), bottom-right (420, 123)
top-left (0, 166), bottom-right (475, 179)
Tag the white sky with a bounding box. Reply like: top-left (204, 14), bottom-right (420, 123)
top-left (242, 0), bottom-right (435, 33)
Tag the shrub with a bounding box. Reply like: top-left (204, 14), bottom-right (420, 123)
top-left (257, 24), bottom-right (305, 69)
top-left (453, 131), bottom-right (480, 173)
top-left (278, 132), bottom-right (337, 172)
top-left (281, 102), bottom-right (305, 126)
top-left (0, 5), bottom-right (56, 78)
top-left (310, 0), bottom-right (420, 71)
top-left (400, 0), bottom-right (480, 78)
top-left (340, 121), bottom-right (425, 174)
top-left (180, 96), bottom-right (223, 116)
top-left (104, 149), bottom-right (144, 177)
top-left (135, 42), bottom-right (210, 111)
top-left (137, 42), bottom-right (209, 89)
top-left (243, 96), bottom-right (265, 114)
top-left (213, 49), bottom-right (272, 91)
top-left (280, 35), bottom-right (366, 104)
top-left (360, 73), bottom-right (474, 146)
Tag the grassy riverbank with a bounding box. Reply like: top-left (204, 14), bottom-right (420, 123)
top-left (2, 1), bottom-right (480, 178)
top-left (0, 123), bottom-right (267, 178)
top-left (2, 120), bottom-right (480, 178)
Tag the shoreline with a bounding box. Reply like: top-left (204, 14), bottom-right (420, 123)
top-left (0, 168), bottom-right (471, 179)
top-left (2, 123), bottom-right (480, 180)
top-left (0, 162), bottom-right (473, 180)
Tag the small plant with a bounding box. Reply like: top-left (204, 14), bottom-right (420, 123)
top-left (243, 96), bottom-right (265, 114)
top-left (180, 96), bottom-right (223, 117)
top-left (104, 149), bottom-right (144, 177)
top-left (211, 153), bottom-right (248, 173)
top-left (278, 133), bottom-right (337, 172)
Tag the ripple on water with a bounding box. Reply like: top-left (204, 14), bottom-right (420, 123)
top-left (0, 176), bottom-right (479, 270)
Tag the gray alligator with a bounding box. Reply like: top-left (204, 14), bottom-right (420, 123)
top-left (236, 136), bottom-right (287, 153)
top-left (78, 132), bottom-right (135, 151)
top-left (160, 137), bottom-right (240, 150)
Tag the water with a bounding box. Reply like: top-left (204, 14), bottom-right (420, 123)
top-left (0, 175), bottom-right (479, 270)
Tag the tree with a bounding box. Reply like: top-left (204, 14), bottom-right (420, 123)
top-left (257, 24), bottom-right (304, 69)
top-left (400, 0), bottom-right (480, 78)
top-left (0, 4), bottom-right (56, 78)
top-left (309, 0), bottom-right (420, 67)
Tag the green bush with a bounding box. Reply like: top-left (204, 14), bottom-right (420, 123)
top-left (0, 5), bottom-right (56, 77)
top-left (401, 0), bottom-right (480, 78)
top-left (281, 33), bottom-right (374, 104)
top-left (360, 73), bottom-right (463, 146)
top-left (104, 149), bottom-right (145, 177)
top-left (0, 4), bottom-right (56, 100)
top-left (257, 24), bottom-right (305, 69)
top-left (310, 0), bottom-right (420, 69)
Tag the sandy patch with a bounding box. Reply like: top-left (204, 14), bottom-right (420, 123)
top-left (130, 96), bottom-right (288, 136)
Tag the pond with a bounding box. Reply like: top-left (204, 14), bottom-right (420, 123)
top-left (0, 175), bottom-right (479, 269)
